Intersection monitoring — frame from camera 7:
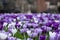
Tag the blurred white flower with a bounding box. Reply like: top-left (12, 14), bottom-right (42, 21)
top-left (49, 31), bottom-right (56, 40)
top-left (0, 32), bottom-right (8, 40)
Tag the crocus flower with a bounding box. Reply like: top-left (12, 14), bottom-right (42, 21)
top-left (25, 14), bottom-right (33, 19)
top-left (20, 28), bottom-right (29, 33)
top-left (46, 27), bottom-right (52, 32)
top-left (49, 31), bottom-right (57, 40)
top-left (3, 22), bottom-right (8, 27)
top-left (0, 20), bottom-right (4, 30)
top-left (40, 35), bottom-right (46, 40)
top-left (27, 32), bottom-right (38, 38)
top-left (8, 27), bottom-right (17, 36)
top-left (27, 38), bottom-right (33, 40)
top-left (34, 28), bottom-right (42, 34)
top-left (0, 32), bottom-right (8, 40)
top-left (7, 37), bottom-right (16, 40)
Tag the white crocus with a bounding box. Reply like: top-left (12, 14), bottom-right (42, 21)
top-left (11, 28), bottom-right (17, 36)
top-left (18, 22), bottom-right (22, 26)
top-left (55, 20), bottom-right (60, 23)
top-left (8, 22), bottom-right (16, 28)
top-left (27, 30), bottom-right (31, 36)
top-left (49, 31), bottom-right (56, 40)
top-left (3, 22), bottom-right (8, 27)
top-left (0, 33), bottom-right (8, 40)
top-left (37, 14), bottom-right (41, 17)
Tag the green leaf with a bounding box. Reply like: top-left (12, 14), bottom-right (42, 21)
top-left (14, 31), bottom-right (24, 39)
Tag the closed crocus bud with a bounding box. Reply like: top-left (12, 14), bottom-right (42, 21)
top-left (49, 31), bottom-right (57, 40)
top-left (18, 22), bottom-right (22, 26)
top-left (27, 38), bottom-right (33, 40)
top-left (27, 30), bottom-right (31, 36)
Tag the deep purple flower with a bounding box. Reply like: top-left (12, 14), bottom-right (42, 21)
top-left (25, 14), bottom-right (33, 19)
top-left (0, 20), bottom-right (4, 30)
top-left (40, 35), bottom-right (46, 40)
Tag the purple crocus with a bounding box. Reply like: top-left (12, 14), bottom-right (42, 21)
top-left (40, 35), bottom-right (46, 40)
top-left (20, 28), bottom-right (29, 33)
top-left (34, 28), bottom-right (42, 34)
top-left (0, 20), bottom-right (4, 30)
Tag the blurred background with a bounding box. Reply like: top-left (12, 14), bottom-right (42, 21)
top-left (0, 0), bottom-right (60, 13)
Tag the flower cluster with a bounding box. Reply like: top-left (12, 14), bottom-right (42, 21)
top-left (0, 13), bottom-right (60, 40)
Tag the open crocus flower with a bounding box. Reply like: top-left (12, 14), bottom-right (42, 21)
top-left (0, 31), bottom-right (11, 40)
top-left (1, 13), bottom-right (60, 40)
top-left (8, 27), bottom-right (17, 36)
top-left (49, 31), bottom-right (57, 40)
top-left (34, 28), bottom-right (42, 34)
top-left (20, 28), bottom-right (29, 33)
top-left (27, 31), bottom-right (38, 38)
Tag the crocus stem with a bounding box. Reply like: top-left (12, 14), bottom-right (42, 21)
top-left (24, 33), bottom-right (26, 40)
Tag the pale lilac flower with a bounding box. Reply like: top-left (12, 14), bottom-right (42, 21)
top-left (7, 37), bottom-right (16, 40)
top-left (34, 28), bottom-right (42, 34)
top-left (27, 32), bottom-right (38, 38)
top-left (20, 28), bottom-right (29, 33)
top-left (0, 32), bottom-right (9, 40)
top-left (27, 38), bottom-right (33, 40)
top-left (46, 27), bottom-right (52, 32)
top-left (49, 31), bottom-right (57, 40)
